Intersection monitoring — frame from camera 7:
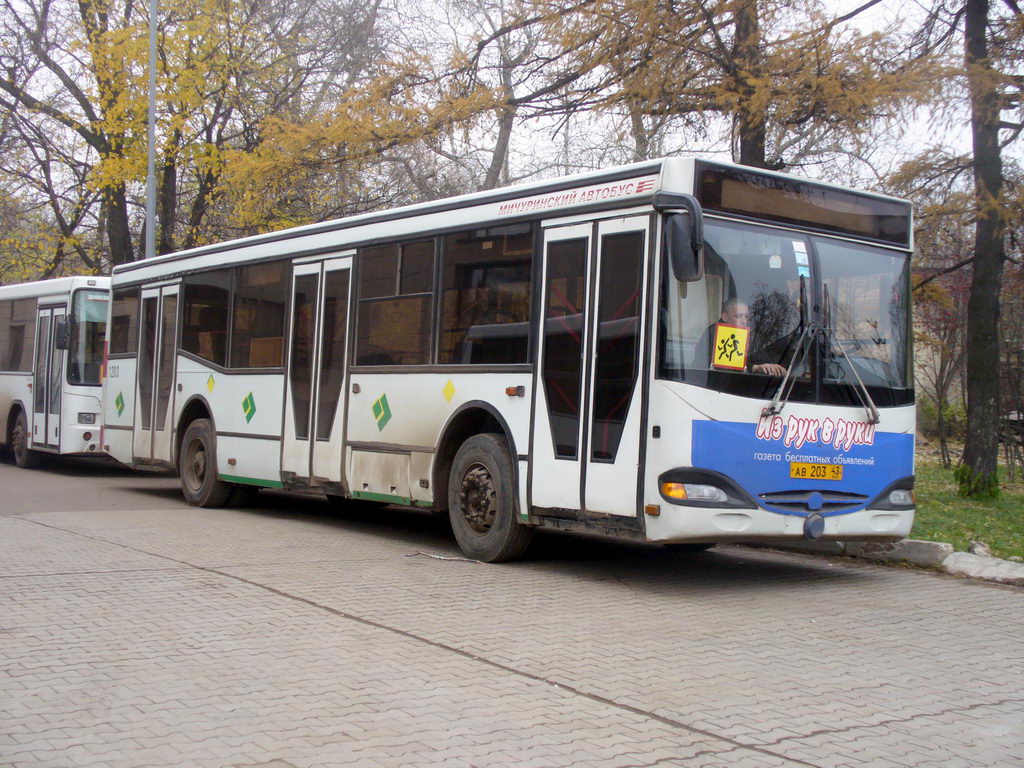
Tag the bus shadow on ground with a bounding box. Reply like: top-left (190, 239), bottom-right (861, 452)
top-left (5, 452), bottom-right (151, 477)
top-left (225, 488), bottom-right (870, 586)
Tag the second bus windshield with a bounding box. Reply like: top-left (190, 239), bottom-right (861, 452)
top-left (68, 289), bottom-right (108, 386)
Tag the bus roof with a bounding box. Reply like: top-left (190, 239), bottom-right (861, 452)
top-left (112, 157), bottom-right (911, 285)
top-left (0, 276), bottom-right (110, 301)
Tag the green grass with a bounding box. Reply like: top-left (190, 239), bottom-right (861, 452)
top-left (911, 461), bottom-right (1024, 561)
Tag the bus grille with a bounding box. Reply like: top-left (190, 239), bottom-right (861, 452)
top-left (759, 489), bottom-right (868, 514)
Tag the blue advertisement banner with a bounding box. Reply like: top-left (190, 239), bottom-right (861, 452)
top-left (692, 416), bottom-right (914, 516)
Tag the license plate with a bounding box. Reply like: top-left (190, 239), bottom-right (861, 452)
top-left (789, 462), bottom-right (843, 481)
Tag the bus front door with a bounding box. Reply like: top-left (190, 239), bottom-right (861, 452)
top-left (531, 216), bottom-right (650, 518)
top-left (133, 285), bottom-right (179, 464)
top-left (32, 304), bottom-right (65, 451)
top-left (282, 256), bottom-right (353, 486)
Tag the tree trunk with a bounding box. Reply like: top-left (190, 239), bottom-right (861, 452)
top-left (482, 103), bottom-right (516, 191)
top-left (630, 103), bottom-right (650, 162)
top-left (158, 132), bottom-right (180, 255)
top-left (733, 0), bottom-right (767, 168)
top-left (105, 183), bottom-right (135, 266)
top-left (182, 168), bottom-right (217, 251)
top-left (959, 0), bottom-right (1006, 497)
top-left (937, 393), bottom-right (951, 469)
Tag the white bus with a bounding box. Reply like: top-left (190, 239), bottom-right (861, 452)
top-left (1, 277), bottom-right (111, 467)
top-left (102, 158), bottom-right (916, 561)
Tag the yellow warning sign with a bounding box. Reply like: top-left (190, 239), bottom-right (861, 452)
top-left (712, 323), bottom-right (749, 371)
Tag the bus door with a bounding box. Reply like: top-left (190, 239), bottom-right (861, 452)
top-left (32, 304), bottom-right (65, 451)
top-left (532, 216), bottom-right (650, 517)
top-left (133, 284), bottom-right (179, 463)
top-left (282, 255), bottom-right (353, 485)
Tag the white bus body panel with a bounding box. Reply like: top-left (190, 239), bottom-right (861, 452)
top-left (174, 356), bottom-right (285, 485)
top-left (102, 357), bottom-right (137, 464)
top-left (0, 372), bottom-right (31, 445)
top-left (58, 388), bottom-right (103, 454)
top-left (347, 372), bottom-right (532, 505)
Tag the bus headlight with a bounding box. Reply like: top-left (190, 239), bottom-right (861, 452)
top-left (78, 412), bottom-right (97, 424)
top-left (661, 482), bottom-right (728, 503)
top-left (887, 489), bottom-right (914, 506)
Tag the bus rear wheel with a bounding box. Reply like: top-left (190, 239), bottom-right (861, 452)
top-left (448, 433), bottom-right (532, 563)
top-left (11, 410), bottom-right (40, 469)
top-left (180, 418), bottom-right (231, 508)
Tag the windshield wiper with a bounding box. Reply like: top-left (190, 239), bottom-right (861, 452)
top-left (761, 275), bottom-right (813, 420)
top-left (760, 323), bottom-right (816, 420)
top-left (822, 283), bottom-right (880, 425)
top-left (823, 331), bottom-right (880, 424)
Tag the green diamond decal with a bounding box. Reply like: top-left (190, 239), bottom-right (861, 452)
top-left (372, 394), bottom-right (392, 431)
top-left (242, 392), bottom-right (257, 423)
top-left (114, 392), bottom-right (125, 417)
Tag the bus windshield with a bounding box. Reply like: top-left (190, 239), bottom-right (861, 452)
top-left (659, 218), bottom-right (912, 405)
top-left (68, 289), bottom-right (109, 386)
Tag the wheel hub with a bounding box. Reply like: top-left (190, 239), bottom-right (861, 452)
top-left (459, 463), bottom-right (497, 534)
top-left (185, 440), bottom-right (206, 491)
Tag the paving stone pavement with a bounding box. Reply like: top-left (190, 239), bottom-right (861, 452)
top-left (1, 461), bottom-right (1022, 767)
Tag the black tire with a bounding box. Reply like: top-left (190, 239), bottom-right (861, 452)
top-left (664, 542), bottom-right (715, 553)
top-left (11, 410), bottom-right (40, 469)
top-left (179, 418), bottom-right (231, 507)
top-left (448, 433), bottom-right (532, 563)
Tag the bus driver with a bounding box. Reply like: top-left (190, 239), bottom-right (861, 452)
top-left (708, 299), bottom-right (788, 376)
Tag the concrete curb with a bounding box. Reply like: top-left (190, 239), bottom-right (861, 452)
top-left (757, 539), bottom-right (1024, 586)
top-left (942, 551), bottom-right (1024, 587)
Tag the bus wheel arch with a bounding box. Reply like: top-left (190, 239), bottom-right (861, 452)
top-left (175, 397), bottom-right (214, 468)
top-left (433, 403), bottom-right (515, 514)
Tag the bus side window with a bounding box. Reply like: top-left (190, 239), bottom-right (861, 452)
top-left (109, 288), bottom-right (140, 355)
top-left (439, 224), bottom-right (533, 365)
top-left (8, 296), bottom-right (35, 372)
top-left (355, 240), bottom-right (433, 366)
top-left (230, 262), bottom-right (288, 368)
top-left (0, 300), bottom-right (9, 370)
top-left (181, 270), bottom-right (230, 367)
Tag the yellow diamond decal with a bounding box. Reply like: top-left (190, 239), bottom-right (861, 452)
top-left (442, 379), bottom-right (456, 403)
top-left (207, 375), bottom-right (215, 393)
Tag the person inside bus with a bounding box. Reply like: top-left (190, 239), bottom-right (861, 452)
top-left (700, 298), bottom-right (788, 376)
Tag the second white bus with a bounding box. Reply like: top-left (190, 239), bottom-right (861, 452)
top-left (1, 277), bottom-right (110, 467)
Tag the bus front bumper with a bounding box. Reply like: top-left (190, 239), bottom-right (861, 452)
top-left (645, 504), bottom-right (915, 544)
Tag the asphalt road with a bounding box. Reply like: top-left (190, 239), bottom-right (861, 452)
top-left (1, 453), bottom-right (1022, 767)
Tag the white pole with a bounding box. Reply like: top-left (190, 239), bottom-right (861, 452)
top-left (145, 0), bottom-right (157, 260)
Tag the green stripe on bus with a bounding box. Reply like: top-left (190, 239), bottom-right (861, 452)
top-left (220, 474), bottom-right (284, 489)
top-left (351, 490), bottom-right (432, 507)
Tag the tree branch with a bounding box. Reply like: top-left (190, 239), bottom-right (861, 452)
top-left (833, 0), bottom-right (887, 25)
top-left (913, 255), bottom-right (975, 291)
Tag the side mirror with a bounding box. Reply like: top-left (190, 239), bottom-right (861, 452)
top-left (54, 319), bottom-right (69, 350)
top-left (664, 213), bottom-right (704, 282)
top-left (655, 193), bottom-right (704, 282)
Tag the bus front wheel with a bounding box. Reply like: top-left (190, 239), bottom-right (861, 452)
top-left (11, 410), bottom-right (40, 469)
top-left (448, 433), bottom-right (532, 563)
top-left (180, 418), bottom-right (232, 508)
